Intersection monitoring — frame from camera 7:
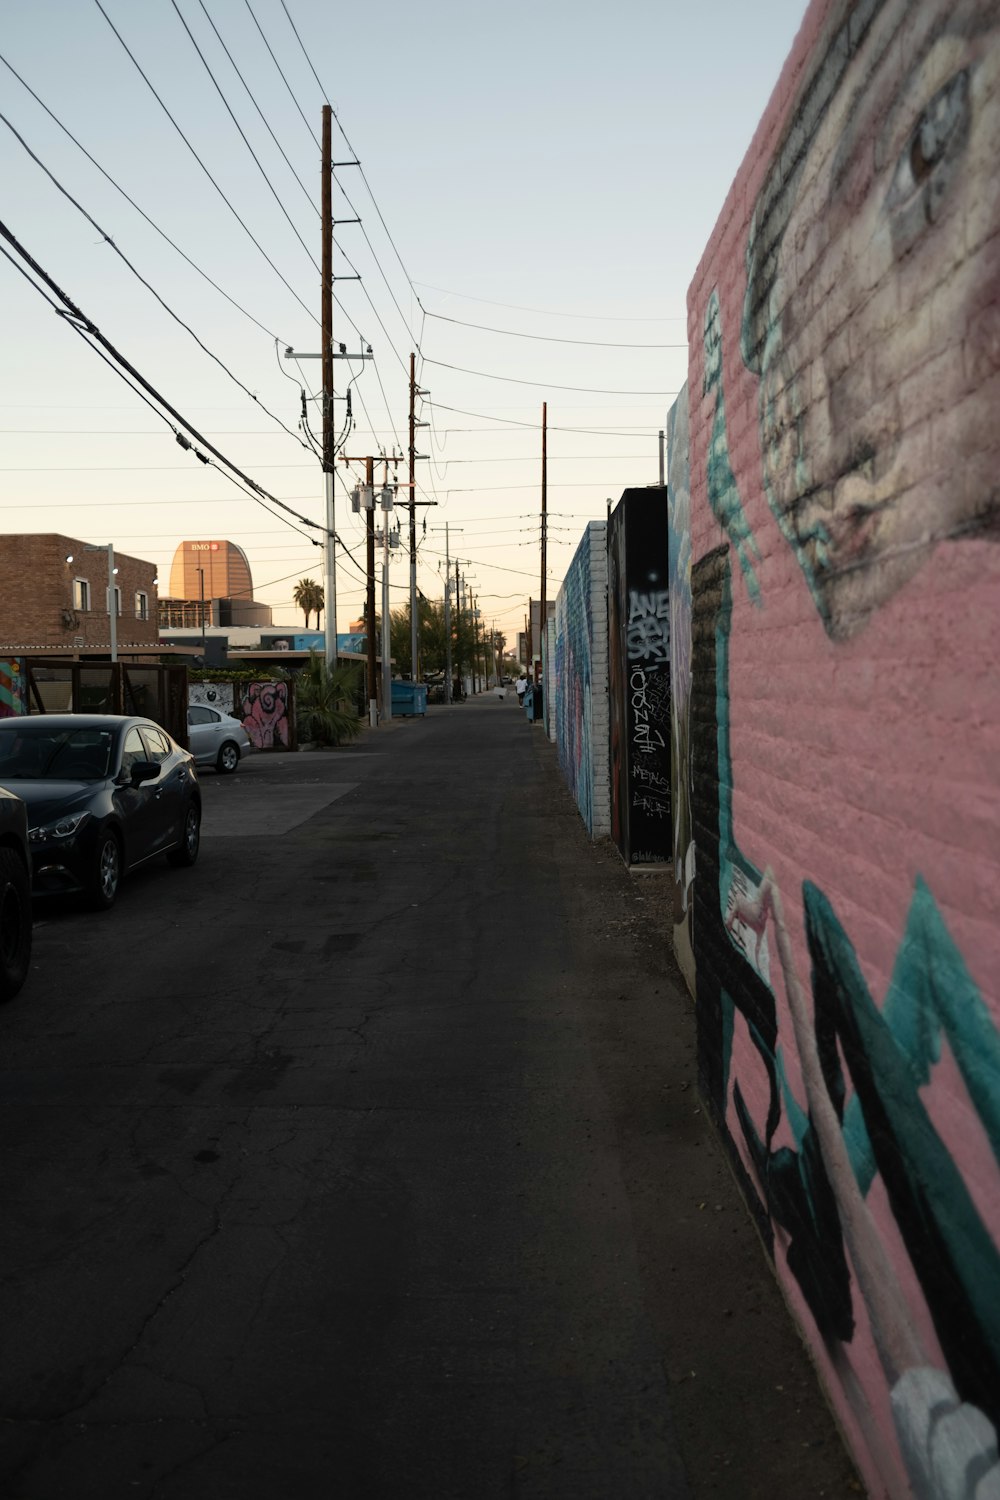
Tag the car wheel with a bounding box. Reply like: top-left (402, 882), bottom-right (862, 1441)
top-left (88, 830), bottom-right (121, 911)
top-left (216, 741), bottom-right (240, 774)
top-left (0, 848), bottom-right (32, 1002)
top-left (168, 803), bottom-right (201, 867)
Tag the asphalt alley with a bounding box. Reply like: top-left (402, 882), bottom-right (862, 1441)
top-left (0, 698), bottom-right (858, 1499)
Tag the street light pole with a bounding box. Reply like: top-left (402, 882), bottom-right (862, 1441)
top-left (107, 542), bottom-right (118, 664)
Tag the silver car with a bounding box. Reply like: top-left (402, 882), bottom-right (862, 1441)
top-left (186, 705), bottom-right (252, 774)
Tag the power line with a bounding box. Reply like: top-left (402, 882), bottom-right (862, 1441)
top-left (0, 52), bottom-right (290, 344)
top-left (423, 309), bottom-right (685, 349)
top-left (0, 217), bottom-right (326, 543)
top-left (196, 0), bottom-right (319, 219)
top-left (93, 0), bottom-right (318, 326)
top-left (0, 105), bottom-right (315, 456)
top-left (169, 0), bottom-right (320, 274)
top-left (423, 359), bottom-right (676, 397)
top-left (243, 0), bottom-right (319, 148)
top-left (413, 281), bottom-right (685, 323)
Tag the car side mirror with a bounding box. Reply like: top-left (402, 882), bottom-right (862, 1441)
top-left (130, 760), bottom-right (159, 786)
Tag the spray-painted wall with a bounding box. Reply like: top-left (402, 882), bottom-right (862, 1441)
top-left (552, 522), bottom-right (610, 838)
top-left (679, 2), bottom-right (1000, 1496)
top-left (607, 488), bottom-right (672, 867)
top-left (0, 658), bottom-right (26, 718)
top-left (189, 679), bottom-right (292, 751)
top-left (666, 396), bottom-right (694, 995)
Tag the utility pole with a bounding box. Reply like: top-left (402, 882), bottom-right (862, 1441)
top-left (380, 465), bottom-right (393, 723)
top-left (444, 524), bottom-right (452, 704)
top-left (525, 607), bottom-right (531, 676)
top-left (409, 356), bottom-right (422, 682)
top-left (365, 458), bottom-right (377, 725)
top-left (321, 105), bottom-right (338, 672)
top-left (539, 400), bottom-right (547, 684)
top-left (455, 557), bottom-right (462, 700)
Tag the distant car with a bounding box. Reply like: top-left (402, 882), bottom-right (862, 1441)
top-left (0, 784), bottom-right (32, 1000)
top-left (187, 705), bottom-right (252, 774)
top-left (0, 714), bottom-right (201, 910)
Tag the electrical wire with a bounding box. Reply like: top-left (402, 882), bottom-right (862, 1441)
top-left (0, 217), bottom-right (326, 541)
top-left (169, 0), bottom-right (320, 274)
top-left (0, 106), bottom-right (316, 456)
top-left (243, 0), bottom-right (319, 149)
top-left (196, 0), bottom-right (319, 219)
top-left (0, 51), bottom-right (288, 343)
top-left (423, 310), bottom-right (685, 349)
top-left (422, 359), bottom-right (675, 397)
top-left (93, 0), bottom-right (318, 326)
top-left (413, 281), bottom-right (685, 323)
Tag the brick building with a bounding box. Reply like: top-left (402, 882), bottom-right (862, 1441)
top-left (0, 534), bottom-right (159, 649)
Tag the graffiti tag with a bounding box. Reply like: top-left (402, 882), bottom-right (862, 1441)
top-left (627, 589), bottom-right (670, 664)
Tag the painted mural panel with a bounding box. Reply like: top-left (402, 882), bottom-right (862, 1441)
top-left (608, 489), bottom-right (672, 866)
top-left (0, 658), bottom-right (26, 718)
top-left (667, 392), bottom-right (695, 993)
top-left (684, 1), bottom-right (1000, 1496)
top-left (189, 681), bottom-right (235, 715)
top-left (241, 681), bottom-right (290, 750)
top-left (553, 523), bottom-right (609, 838)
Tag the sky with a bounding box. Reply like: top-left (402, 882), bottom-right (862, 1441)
top-left (1, 0), bottom-right (808, 648)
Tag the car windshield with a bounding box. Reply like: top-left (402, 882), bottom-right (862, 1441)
top-left (0, 726), bottom-right (114, 781)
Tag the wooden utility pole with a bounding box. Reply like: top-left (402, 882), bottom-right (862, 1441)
top-left (320, 106), bottom-right (338, 671)
top-left (365, 456), bottom-right (377, 724)
top-left (408, 354), bottom-right (419, 682)
top-left (538, 401), bottom-right (547, 683)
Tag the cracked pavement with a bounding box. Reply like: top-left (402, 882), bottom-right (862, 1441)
top-left (0, 700), bottom-right (858, 1499)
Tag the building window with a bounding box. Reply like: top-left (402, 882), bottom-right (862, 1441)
top-left (72, 578), bottom-right (90, 611)
top-left (105, 585), bottom-right (122, 616)
top-left (135, 591), bottom-right (148, 621)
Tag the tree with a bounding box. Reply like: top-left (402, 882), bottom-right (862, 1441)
top-left (293, 578), bottom-right (318, 629)
top-left (295, 654), bottom-right (361, 746)
top-left (388, 596), bottom-right (479, 679)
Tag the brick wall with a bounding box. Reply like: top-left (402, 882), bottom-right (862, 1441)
top-left (552, 522), bottom-right (610, 838)
top-left (0, 534), bottom-right (159, 649)
top-left (677, 2), bottom-right (1000, 1495)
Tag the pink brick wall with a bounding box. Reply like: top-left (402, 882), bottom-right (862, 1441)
top-left (682, 2), bottom-right (1000, 1495)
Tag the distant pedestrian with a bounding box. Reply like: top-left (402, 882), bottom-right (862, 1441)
top-left (515, 674), bottom-right (528, 707)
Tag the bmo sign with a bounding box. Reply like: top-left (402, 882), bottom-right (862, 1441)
top-left (190, 542), bottom-right (220, 551)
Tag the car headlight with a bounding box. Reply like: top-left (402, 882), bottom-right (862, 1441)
top-left (29, 811), bottom-right (92, 842)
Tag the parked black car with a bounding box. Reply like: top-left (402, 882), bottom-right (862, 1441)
top-left (0, 784), bottom-right (32, 1000)
top-left (0, 715), bottom-right (201, 910)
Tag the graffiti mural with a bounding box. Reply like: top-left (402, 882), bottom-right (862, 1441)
top-left (552, 522), bottom-right (609, 838)
top-left (0, 658), bottom-right (26, 718)
top-left (189, 681), bottom-right (235, 715)
top-left (683, 1), bottom-right (1000, 1496)
top-left (667, 391), bottom-right (695, 993)
top-left (241, 681), bottom-right (290, 750)
top-left (608, 488), bottom-right (672, 866)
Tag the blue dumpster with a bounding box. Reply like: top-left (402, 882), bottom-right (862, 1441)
top-left (391, 681), bottom-right (428, 717)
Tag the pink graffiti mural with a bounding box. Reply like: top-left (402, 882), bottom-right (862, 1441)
top-left (678, 1), bottom-right (1000, 1496)
top-left (240, 681), bottom-right (289, 750)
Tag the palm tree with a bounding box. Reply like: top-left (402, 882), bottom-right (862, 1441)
top-left (295, 654), bottom-right (360, 746)
top-left (311, 581), bottom-right (325, 632)
top-left (293, 578), bottom-right (319, 629)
